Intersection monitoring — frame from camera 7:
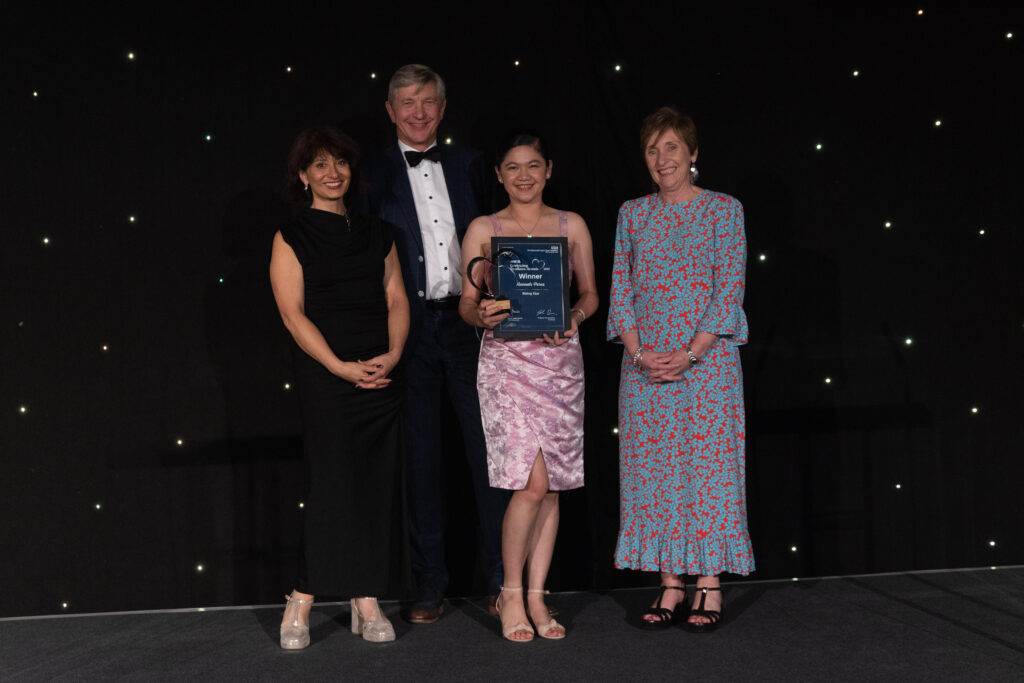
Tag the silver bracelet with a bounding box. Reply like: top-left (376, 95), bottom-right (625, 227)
top-left (686, 345), bottom-right (699, 367)
top-left (630, 346), bottom-right (645, 368)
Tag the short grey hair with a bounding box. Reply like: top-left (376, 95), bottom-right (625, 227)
top-left (387, 64), bottom-right (446, 104)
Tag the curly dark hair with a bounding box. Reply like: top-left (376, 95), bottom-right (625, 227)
top-left (284, 126), bottom-right (362, 202)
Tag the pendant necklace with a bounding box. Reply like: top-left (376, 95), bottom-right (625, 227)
top-left (508, 211), bottom-right (542, 238)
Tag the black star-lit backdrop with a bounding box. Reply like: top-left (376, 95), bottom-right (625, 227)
top-left (2, 5), bottom-right (1021, 616)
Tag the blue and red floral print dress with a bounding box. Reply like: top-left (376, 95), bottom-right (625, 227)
top-left (607, 191), bottom-right (755, 576)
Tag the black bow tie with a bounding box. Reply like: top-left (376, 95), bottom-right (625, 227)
top-left (404, 147), bottom-right (442, 167)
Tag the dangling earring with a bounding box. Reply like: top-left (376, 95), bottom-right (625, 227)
top-left (689, 163), bottom-right (699, 183)
top-left (304, 183), bottom-right (310, 192)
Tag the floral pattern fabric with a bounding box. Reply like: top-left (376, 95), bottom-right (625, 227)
top-left (478, 212), bottom-right (584, 491)
top-left (607, 191), bottom-right (755, 576)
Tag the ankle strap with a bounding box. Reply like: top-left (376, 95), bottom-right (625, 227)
top-left (285, 594), bottom-right (315, 604)
top-left (660, 585), bottom-right (685, 592)
top-left (500, 585), bottom-right (523, 592)
top-left (527, 589), bottom-right (549, 594)
top-left (694, 586), bottom-right (721, 593)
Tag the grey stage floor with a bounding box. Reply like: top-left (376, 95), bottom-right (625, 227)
top-left (2, 567), bottom-right (1023, 682)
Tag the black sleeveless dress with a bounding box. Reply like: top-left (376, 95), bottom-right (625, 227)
top-left (279, 207), bottom-right (403, 597)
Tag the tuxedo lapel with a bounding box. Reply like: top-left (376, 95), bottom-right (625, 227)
top-left (386, 144), bottom-right (423, 253)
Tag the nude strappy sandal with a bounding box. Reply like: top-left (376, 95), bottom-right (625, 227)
top-left (528, 588), bottom-right (565, 639)
top-left (495, 586), bottom-right (534, 642)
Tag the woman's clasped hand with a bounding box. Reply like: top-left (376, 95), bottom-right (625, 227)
top-left (636, 347), bottom-right (690, 382)
top-left (340, 354), bottom-right (398, 389)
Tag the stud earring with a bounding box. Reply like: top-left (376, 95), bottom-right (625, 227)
top-left (304, 183), bottom-right (310, 192)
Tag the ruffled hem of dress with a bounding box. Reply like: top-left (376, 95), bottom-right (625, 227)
top-left (613, 535), bottom-right (756, 576)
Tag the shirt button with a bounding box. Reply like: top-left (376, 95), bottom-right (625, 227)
top-left (417, 290), bottom-right (425, 298)
top-left (439, 242), bottom-right (443, 246)
top-left (444, 267), bottom-right (448, 271)
top-left (418, 255), bottom-right (424, 262)
top-left (434, 219), bottom-right (438, 223)
top-left (428, 195), bottom-right (433, 199)
top-left (423, 173), bottom-right (428, 177)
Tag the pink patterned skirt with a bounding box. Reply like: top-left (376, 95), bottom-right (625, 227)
top-left (477, 331), bottom-right (585, 491)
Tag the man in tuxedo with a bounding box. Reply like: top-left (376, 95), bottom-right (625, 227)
top-left (362, 64), bottom-right (507, 623)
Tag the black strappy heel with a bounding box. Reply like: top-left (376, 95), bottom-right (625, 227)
top-left (641, 585), bottom-right (686, 630)
top-left (685, 585), bottom-right (723, 633)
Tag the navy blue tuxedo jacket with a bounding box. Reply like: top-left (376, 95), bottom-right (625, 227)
top-left (361, 143), bottom-right (490, 354)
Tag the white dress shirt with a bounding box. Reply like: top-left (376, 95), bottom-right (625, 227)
top-left (398, 140), bottom-right (463, 299)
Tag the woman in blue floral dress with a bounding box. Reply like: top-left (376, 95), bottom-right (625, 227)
top-left (607, 107), bottom-right (754, 632)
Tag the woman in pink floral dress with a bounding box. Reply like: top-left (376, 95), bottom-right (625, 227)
top-left (607, 108), bottom-right (755, 633)
top-left (459, 133), bottom-right (598, 642)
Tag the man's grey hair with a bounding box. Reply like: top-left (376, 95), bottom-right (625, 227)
top-left (388, 64), bottom-right (446, 104)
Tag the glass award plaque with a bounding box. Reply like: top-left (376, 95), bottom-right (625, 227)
top-left (478, 236), bottom-right (571, 340)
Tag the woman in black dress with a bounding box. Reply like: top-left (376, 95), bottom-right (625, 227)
top-left (269, 126), bottom-right (409, 649)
